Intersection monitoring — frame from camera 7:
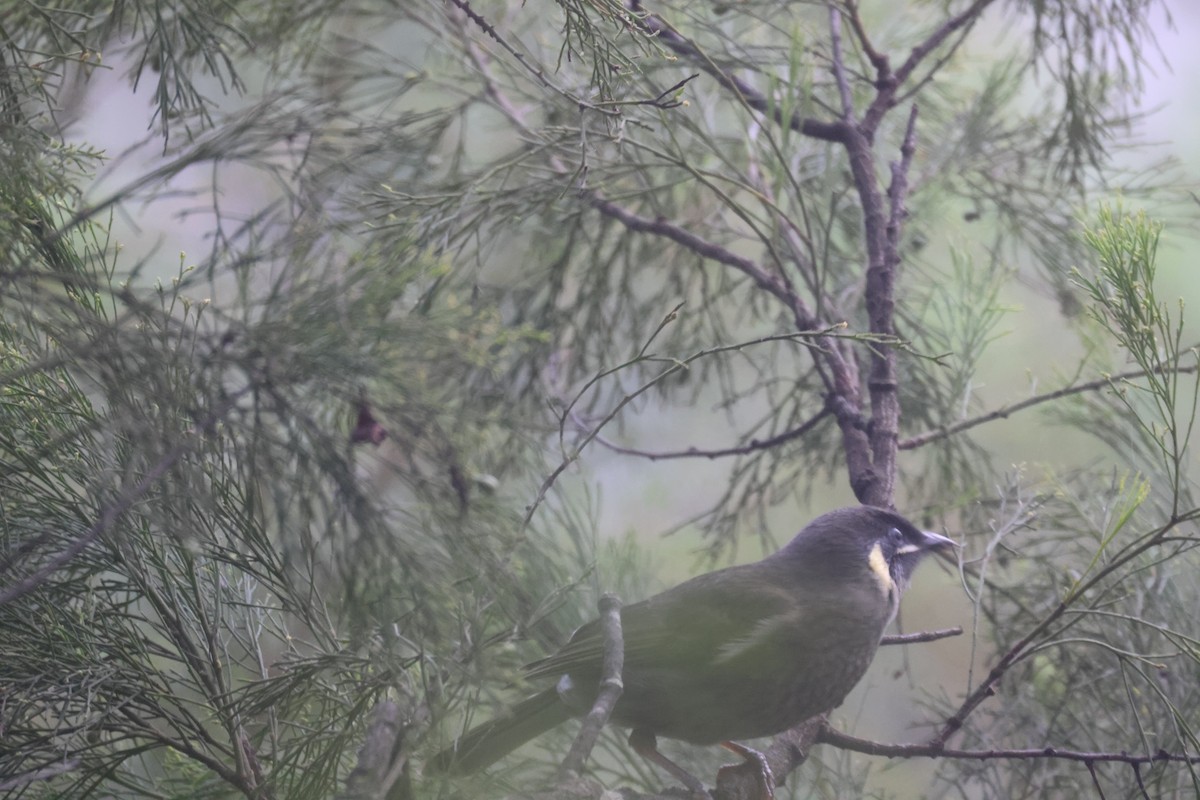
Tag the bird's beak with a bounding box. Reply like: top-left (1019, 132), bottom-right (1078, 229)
top-left (895, 529), bottom-right (957, 556)
top-left (916, 529), bottom-right (959, 569)
top-left (919, 530), bottom-right (957, 551)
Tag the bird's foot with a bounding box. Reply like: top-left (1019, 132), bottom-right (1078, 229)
top-left (629, 729), bottom-right (712, 798)
top-left (714, 741), bottom-right (774, 800)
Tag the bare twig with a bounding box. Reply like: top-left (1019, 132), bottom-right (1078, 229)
top-left (585, 408), bottom-right (833, 462)
top-left (523, 327), bottom-right (852, 528)
top-left (843, 0), bottom-right (891, 81)
top-left (899, 362), bottom-right (1200, 450)
top-left (558, 594), bottom-right (624, 779)
top-left (1132, 762), bottom-right (1151, 800)
top-left (819, 726), bottom-right (1200, 767)
top-left (0, 759), bottom-right (82, 792)
top-left (1086, 759), bottom-right (1108, 800)
top-left (886, 105), bottom-right (919, 254)
top-left (880, 626), bottom-right (963, 646)
top-left (633, 74), bottom-right (700, 110)
top-left (829, 8), bottom-right (856, 122)
top-left (861, 0), bottom-right (998, 133)
top-left (583, 191), bottom-right (804, 317)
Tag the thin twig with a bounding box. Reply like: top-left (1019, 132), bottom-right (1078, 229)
top-left (843, 0), bottom-right (891, 81)
top-left (583, 191), bottom-right (803, 316)
top-left (586, 408), bottom-right (832, 462)
top-left (119, 706), bottom-right (251, 794)
top-left (900, 363), bottom-right (1200, 450)
top-left (861, 0), bottom-right (998, 133)
top-left (0, 759), bottom-right (82, 792)
top-left (523, 327), bottom-right (852, 528)
top-left (1086, 760), bottom-right (1108, 800)
top-left (819, 726), bottom-right (1200, 766)
top-left (446, 0), bottom-right (618, 116)
top-left (829, 8), bottom-right (856, 122)
top-left (880, 626), bottom-right (963, 646)
top-left (1132, 762), bottom-right (1151, 800)
top-left (633, 73), bottom-right (700, 109)
top-left (630, 0), bottom-right (848, 144)
top-left (932, 510), bottom-right (1200, 748)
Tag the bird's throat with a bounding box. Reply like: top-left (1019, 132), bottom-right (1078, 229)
top-left (867, 542), bottom-right (896, 600)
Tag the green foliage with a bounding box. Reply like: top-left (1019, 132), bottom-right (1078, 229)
top-left (1075, 209), bottom-right (1198, 505)
top-left (945, 212), bottom-right (1200, 798)
top-left (2, 15), bottom-right (566, 792)
top-left (0, 211), bottom-right (563, 798)
top-left (2, 0), bottom-right (1198, 799)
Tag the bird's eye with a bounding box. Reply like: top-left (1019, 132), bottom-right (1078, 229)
top-left (887, 527), bottom-right (905, 547)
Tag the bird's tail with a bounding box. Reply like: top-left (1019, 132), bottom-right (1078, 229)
top-left (429, 687), bottom-right (571, 775)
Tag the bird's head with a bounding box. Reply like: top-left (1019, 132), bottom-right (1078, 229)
top-left (780, 505), bottom-right (956, 615)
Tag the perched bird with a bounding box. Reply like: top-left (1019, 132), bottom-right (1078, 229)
top-left (432, 505), bottom-right (954, 794)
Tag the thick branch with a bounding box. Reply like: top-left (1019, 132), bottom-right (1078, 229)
top-left (558, 594), bottom-right (624, 779)
top-left (829, 7), bottom-right (902, 507)
top-left (717, 716), bottom-right (824, 799)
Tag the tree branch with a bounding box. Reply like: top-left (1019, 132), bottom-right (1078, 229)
top-left (0, 759), bottom-right (82, 793)
top-left (820, 726), bottom-right (1200, 766)
top-left (860, 0), bottom-right (999, 133)
top-left (899, 362), bottom-right (1200, 450)
top-left (583, 191), bottom-right (805, 318)
top-left (880, 626), bottom-right (963, 646)
top-left (843, 0), bottom-right (891, 82)
top-left (830, 9), bottom-right (856, 123)
top-left (630, 0), bottom-right (849, 144)
top-left (932, 510), bottom-right (1200, 748)
top-left (584, 408), bottom-right (832, 462)
top-left (829, 6), bottom-right (905, 508)
top-left (447, 0), bottom-right (619, 116)
top-left (524, 328), bottom-right (849, 528)
top-left (558, 594), bottom-right (624, 779)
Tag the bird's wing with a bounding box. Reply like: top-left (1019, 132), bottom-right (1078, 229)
top-left (524, 561), bottom-right (804, 680)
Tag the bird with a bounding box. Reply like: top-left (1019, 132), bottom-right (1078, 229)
top-left (430, 505), bottom-right (955, 795)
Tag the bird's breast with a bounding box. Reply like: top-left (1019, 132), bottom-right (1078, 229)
top-left (605, 612), bottom-right (887, 744)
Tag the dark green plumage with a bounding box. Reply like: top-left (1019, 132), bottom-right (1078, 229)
top-left (432, 505), bottom-right (953, 778)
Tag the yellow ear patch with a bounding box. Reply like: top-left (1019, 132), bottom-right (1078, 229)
top-left (868, 542), bottom-right (896, 597)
